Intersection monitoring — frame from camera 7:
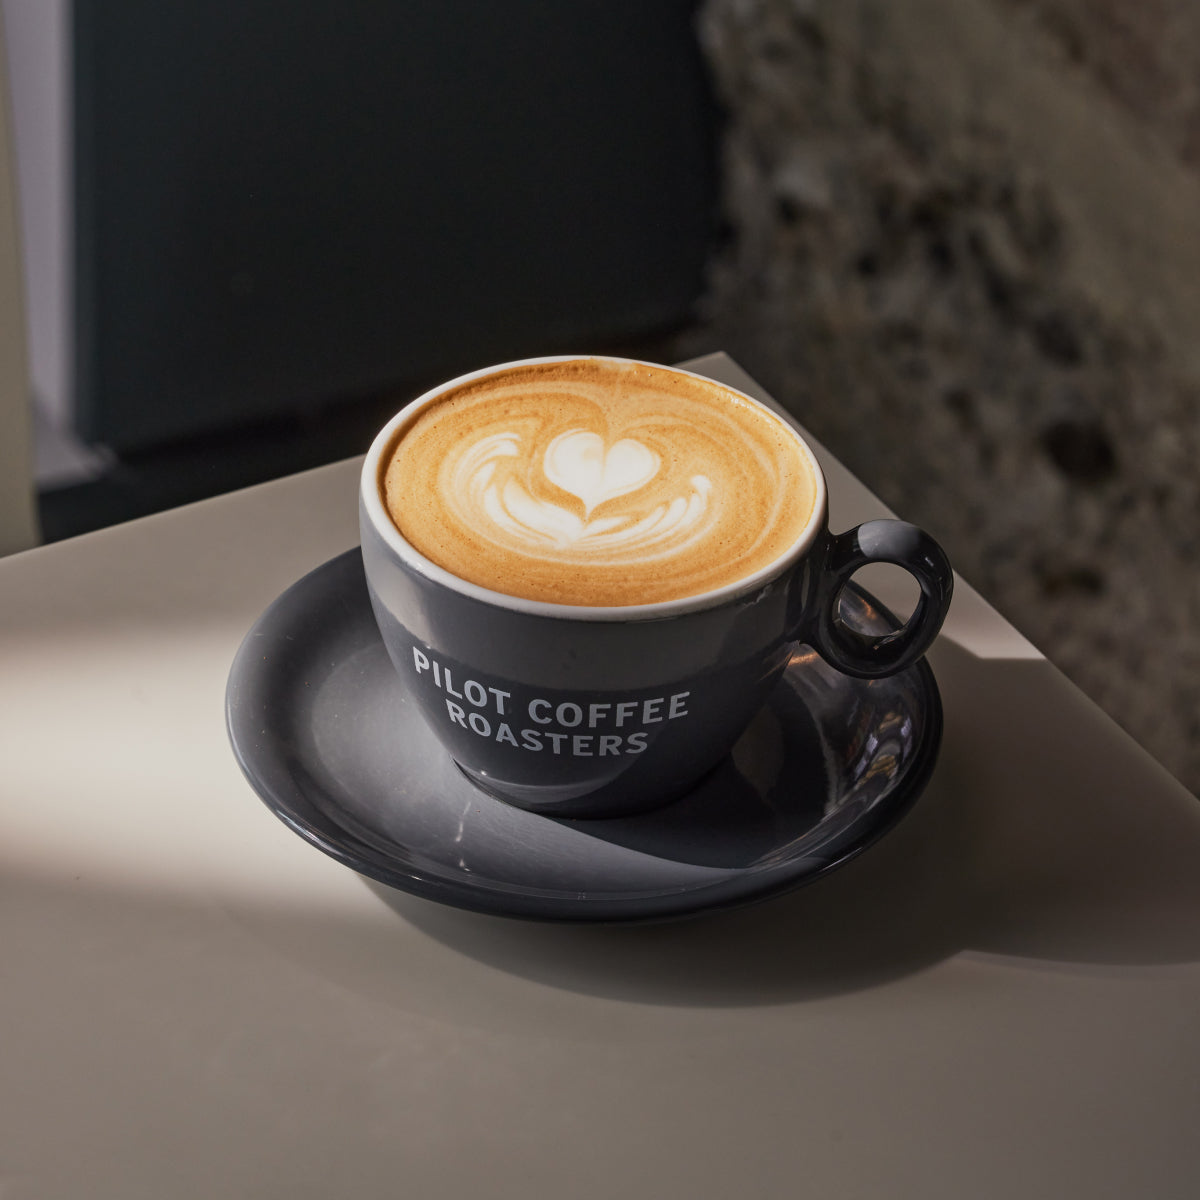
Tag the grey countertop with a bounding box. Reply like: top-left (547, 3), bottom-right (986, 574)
top-left (2, 355), bottom-right (1198, 1199)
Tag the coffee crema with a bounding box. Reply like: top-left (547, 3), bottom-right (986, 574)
top-left (381, 359), bottom-right (818, 606)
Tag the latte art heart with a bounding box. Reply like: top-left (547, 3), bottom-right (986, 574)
top-left (542, 430), bottom-right (661, 516)
top-left (382, 360), bottom-right (818, 606)
top-left (453, 428), bottom-right (708, 552)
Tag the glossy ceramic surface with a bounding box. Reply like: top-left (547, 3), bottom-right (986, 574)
top-left (226, 550), bottom-right (943, 922)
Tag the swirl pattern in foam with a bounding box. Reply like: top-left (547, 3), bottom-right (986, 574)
top-left (381, 360), bottom-right (818, 606)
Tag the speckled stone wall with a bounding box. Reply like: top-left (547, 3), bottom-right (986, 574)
top-left (666, 0), bottom-right (1200, 795)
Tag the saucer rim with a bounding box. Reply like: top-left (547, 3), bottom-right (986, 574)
top-left (226, 549), bottom-right (943, 924)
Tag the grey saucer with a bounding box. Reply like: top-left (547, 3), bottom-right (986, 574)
top-left (226, 550), bottom-right (943, 923)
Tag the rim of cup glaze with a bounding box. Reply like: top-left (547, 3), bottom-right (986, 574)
top-left (360, 356), bottom-right (829, 622)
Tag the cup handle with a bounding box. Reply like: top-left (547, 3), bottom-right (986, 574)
top-left (806, 520), bottom-right (954, 678)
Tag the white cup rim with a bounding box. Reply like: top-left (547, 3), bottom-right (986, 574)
top-left (360, 355), bottom-right (829, 622)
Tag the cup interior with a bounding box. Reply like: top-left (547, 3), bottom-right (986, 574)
top-left (360, 356), bottom-right (829, 621)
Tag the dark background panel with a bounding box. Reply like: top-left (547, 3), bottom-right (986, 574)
top-left (71, 0), bottom-right (718, 452)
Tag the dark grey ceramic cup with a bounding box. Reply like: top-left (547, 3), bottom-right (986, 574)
top-left (359, 357), bottom-right (953, 819)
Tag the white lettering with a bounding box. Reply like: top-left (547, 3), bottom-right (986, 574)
top-left (412, 647), bottom-right (430, 675)
top-left (434, 678), bottom-right (692, 755)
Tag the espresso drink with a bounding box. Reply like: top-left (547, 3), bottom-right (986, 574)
top-left (381, 359), bottom-right (819, 606)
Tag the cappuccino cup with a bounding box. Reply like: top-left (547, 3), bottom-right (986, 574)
top-left (359, 356), bottom-right (952, 819)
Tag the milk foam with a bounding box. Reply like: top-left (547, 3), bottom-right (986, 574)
top-left (382, 360), bottom-right (818, 606)
top-left (544, 430), bottom-right (661, 516)
top-left (457, 426), bottom-right (709, 553)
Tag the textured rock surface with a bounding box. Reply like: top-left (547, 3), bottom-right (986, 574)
top-left (666, 0), bottom-right (1200, 795)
